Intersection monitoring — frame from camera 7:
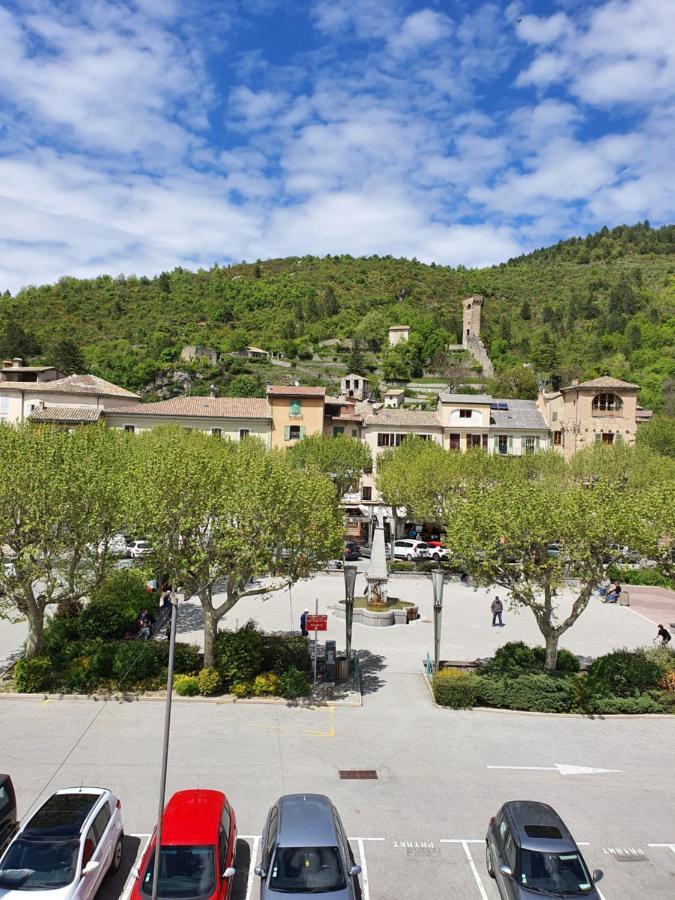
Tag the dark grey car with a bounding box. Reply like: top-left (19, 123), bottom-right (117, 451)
top-left (255, 794), bottom-right (361, 899)
top-left (486, 801), bottom-right (603, 898)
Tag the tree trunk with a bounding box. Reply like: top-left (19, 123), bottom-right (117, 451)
top-left (24, 606), bottom-right (45, 659)
top-left (544, 633), bottom-right (559, 673)
top-left (202, 597), bottom-right (218, 669)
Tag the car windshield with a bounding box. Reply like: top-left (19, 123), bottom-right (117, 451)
top-left (0, 837), bottom-right (79, 889)
top-left (141, 846), bottom-right (216, 898)
top-left (519, 849), bottom-right (592, 894)
top-left (269, 846), bottom-right (346, 893)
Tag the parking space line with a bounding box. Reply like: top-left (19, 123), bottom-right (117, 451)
top-left (462, 841), bottom-right (489, 900)
top-left (648, 843), bottom-right (675, 853)
top-left (244, 836), bottom-right (260, 900)
top-left (440, 838), bottom-right (484, 843)
top-left (356, 838), bottom-right (371, 900)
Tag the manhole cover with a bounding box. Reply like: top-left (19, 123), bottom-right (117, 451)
top-left (603, 847), bottom-right (648, 862)
top-left (339, 770), bottom-right (378, 780)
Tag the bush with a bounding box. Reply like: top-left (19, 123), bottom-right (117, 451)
top-left (112, 642), bottom-right (161, 686)
top-left (89, 642), bottom-right (118, 680)
top-left (279, 667), bottom-right (311, 699)
top-left (588, 650), bottom-right (661, 696)
top-left (607, 566), bottom-right (673, 588)
top-left (62, 658), bottom-right (95, 694)
top-left (92, 570), bottom-right (153, 617)
top-left (14, 657), bottom-right (52, 693)
top-left (198, 667), bottom-right (221, 696)
top-left (482, 642), bottom-right (580, 677)
top-left (252, 672), bottom-right (281, 696)
top-left (215, 624), bottom-right (264, 687)
top-left (433, 668), bottom-right (479, 708)
top-left (174, 674), bottom-right (199, 697)
top-left (262, 634), bottom-right (310, 675)
top-left (231, 680), bottom-right (253, 698)
top-left (154, 641), bottom-right (201, 675)
top-left (476, 674), bottom-right (573, 713)
top-left (588, 693), bottom-right (665, 714)
top-left (42, 617), bottom-right (84, 666)
top-left (78, 598), bottom-right (138, 641)
top-left (642, 645), bottom-right (675, 677)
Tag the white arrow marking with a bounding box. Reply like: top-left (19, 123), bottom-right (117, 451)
top-left (487, 763), bottom-right (621, 776)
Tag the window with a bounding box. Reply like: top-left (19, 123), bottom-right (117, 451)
top-left (592, 392), bottom-right (622, 414)
top-left (83, 824), bottom-right (99, 864)
top-left (467, 434), bottom-right (482, 449)
top-left (362, 487), bottom-right (372, 501)
top-left (553, 431), bottom-right (562, 446)
top-left (0, 396), bottom-right (8, 419)
top-left (333, 426), bottom-right (345, 437)
top-left (351, 428), bottom-right (358, 438)
top-left (448, 433), bottom-right (460, 450)
top-left (459, 409), bottom-right (472, 419)
top-left (596, 432), bottom-right (614, 445)
top-left (377, 433), bottom-right (392, 447)
top-left (418, 434), bottom-right (430, 441)
top-left (354, 379), bottom-right (360, 388)
top-left (289, 399), bottom-right (302, 417)
top-left (221, 806), bottom-right (232, 841)
top-left (524, 435), bottom-right (537, 453)
top-left (211, 428), bottom-right (222, 437)
top-left (92, 805), bottom-right (111, 844)
top-left (345, 380), bottom-right (350, 389)
top-left (498, 435), bottom-right (509, 455)
top-left (239, 429), bottom-right (250, 440)
top-left (504, 832), bottom-right (517, 872)
top-left (124, 425), bottom-right (135, 433)
top-left (285, 424), bottom-right (302, 441)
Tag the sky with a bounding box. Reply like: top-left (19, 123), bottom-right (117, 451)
top-left (0, 0), bottom-right (674, 293)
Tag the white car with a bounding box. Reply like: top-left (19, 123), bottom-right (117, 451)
top-left (127, 540), bottom-right (153, 559)
top-left (428, 546), bottom-right (450, 562)
top-left (391, 539), bottom-right (431, 561)
top-left (0, 787), bottom-right (124, 900)
top-left (97, 535), bottom-right (129, 557)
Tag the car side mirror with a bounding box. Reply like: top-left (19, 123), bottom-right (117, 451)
top-left (498, 864), bottom-right (513, 878)
top-left (592, 869), bottom-right (604, 883)
top-left (254, 866), bottom-right (265, 878)
top-left (222, 867), bottom-right (236, 879)
top-left (349, 864), bottom-right (362, 877)
top-left (82, 860), bottom-right (100, 876)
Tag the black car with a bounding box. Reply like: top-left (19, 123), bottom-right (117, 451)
top-left (0, 775), bottom-right (17, 855)
top-left (486, 801), bottom-right (603, 898)
top-left (344, 542), bottom-right (360, 561)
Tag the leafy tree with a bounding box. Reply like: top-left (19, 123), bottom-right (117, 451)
top-left (287, 434), bottom-right (372, 498)
top-left (0, 322), bottom-right (41, 360)
top-left (345, 342), bottom-right (367, 375)
top-left (519, 300), bottom-right (531, 321)
top-left (635, 415), bottom-right (675, 457)
top-left (381, 345), bottom-right (411, 382)
top-left (0, 425), bottom-right (126, 657)
top-left (125, 430), bottom-right (343, 666)
top-left (440, 448), bottom-right (673, 671)
top-left (225, 374), bottom-right (263, 397)
top-left (324, 285), bottom-right (338, 315)
top-left (46, 339), bottom-right (85, 373)
top-left (487, 364), bottom-right (539, 400)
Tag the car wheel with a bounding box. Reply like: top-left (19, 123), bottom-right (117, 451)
top-left (432, 552), bottom-right (440, 561)
top-left (406, 554), bottom-right (413, 560)
top-left (485, 841), bottom-right (495, 878)
top-left (109, 834), bottom-right (124, 875)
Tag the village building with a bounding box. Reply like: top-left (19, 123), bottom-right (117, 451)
top-left (340, 373), bottom-right (370, 401)
top-left (265, 385), bottom-right (326, 448)
top-left (387, 325), bottom-right (410, 347)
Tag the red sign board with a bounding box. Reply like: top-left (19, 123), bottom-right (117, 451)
top-left (306, 615), bottom-right (328, 632)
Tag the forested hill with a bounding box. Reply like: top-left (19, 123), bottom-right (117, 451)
top-left (0, 222), bottom-right (673, 411)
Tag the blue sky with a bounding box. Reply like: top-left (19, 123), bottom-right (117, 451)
top-left (0, 0), bottom-right (673, 292)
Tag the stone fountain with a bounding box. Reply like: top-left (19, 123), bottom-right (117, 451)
top-left (365, 509), bottom-right (389, 605)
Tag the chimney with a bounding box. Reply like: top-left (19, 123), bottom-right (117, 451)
top-left (209, 383), bottom-right (217, 398)
top-left (12, 357), bottom-right (24, 368)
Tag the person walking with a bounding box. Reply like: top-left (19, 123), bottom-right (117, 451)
top-left (300, 608), bottom-right (309, 637)
top-left (491, 596), bottom-right (504, 627)
top-left (655, 624), bottom-right (672, 647)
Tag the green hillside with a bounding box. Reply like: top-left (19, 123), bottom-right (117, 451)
top-left (0, 222), bottom-right (673, 410)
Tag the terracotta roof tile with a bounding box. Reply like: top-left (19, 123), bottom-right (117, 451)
top-left (266, 385), bottom-right (326, 397)
top-left (563, 376), bottom-right (639, 391)
top-left (364, 409), bottom-right (442, 428)
top-left (105, 397), bottom-right (271, 419)
top-left (0, 373), bottom-right (139, 398)
top-left (29, 406), bottom-right (102, 423)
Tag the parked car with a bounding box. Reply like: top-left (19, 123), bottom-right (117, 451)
top-left (97, 534), bottom-right (129, 557)
top-left (0, 777), bottom-right (17, 856)
top-left (343, 542), bottom-right (360, 561)
top-left (256, 794), bottom-right (361, 899)
top-left (130, 790), bottom-right (237, 900)
top-left (486, 800), bottom-right (603, 898)
top-left (0, 786), bottom-right (124, 900)
top-left (127, 540), bottom-right (154, 559)
top-left (357, 544), bottom-right (371, 559)
top-left (391, 539), bottom-right (431, 561)
top-left (428, 546), bottom-right (450, 562)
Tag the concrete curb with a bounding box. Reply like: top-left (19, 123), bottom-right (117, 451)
top-left (421, 670), bottom-right (674, 719)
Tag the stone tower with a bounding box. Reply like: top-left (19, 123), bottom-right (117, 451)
top-left (462, 294), bottom-right (483, 348)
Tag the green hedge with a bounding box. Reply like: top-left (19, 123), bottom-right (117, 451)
top-left (279, 667), bottom-right (311, 699)
top-left (475, 674), bottom-right (574, 713)
top-left (14, 657), bottom-right (52, 693)
top-left (433, 669), bottom-right (479, 708)
top-left (606, 566), bottom-right (673, 588)
top-left (215, 624), bottom-right (265, 687)
top-left (587, 650), bottom-right (661, 696)
top-left (261, 634), bottom-right (310, 675)
top-left (481, 642), bottom-right (580, 677)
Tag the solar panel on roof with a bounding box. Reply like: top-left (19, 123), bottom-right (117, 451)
top-left (499, 402), bottom-right (509, 410)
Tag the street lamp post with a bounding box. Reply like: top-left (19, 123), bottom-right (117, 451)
top-left (151, 596), bottom-right (178, 900)
top-left (431, 569), bottom-right (445, 674)
top-left (343, 563), bottom-right (358, 669)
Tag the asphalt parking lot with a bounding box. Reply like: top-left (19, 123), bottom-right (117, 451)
top-left (2, 667), bottom-right (674, 900)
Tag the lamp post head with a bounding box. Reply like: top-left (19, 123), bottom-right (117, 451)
top-left (343, 563), bottom-right (358, 602)
top-left (431, 568), bottom-right (445, 609)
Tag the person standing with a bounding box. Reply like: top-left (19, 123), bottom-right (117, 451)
top-left (655, 624), bottom-right (672, 647)
top-left (300, 608), bottom-right (309, 637)
top-left (491, 596), bottom-right (504, 627)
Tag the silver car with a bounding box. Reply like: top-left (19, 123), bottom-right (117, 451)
top-left (255, 794), bottom-right (361, 899)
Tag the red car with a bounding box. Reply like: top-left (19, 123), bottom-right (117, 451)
top-left (130, 790), bottom-right (237, 900)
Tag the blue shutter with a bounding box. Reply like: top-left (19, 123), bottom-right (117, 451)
top-left (299, 426), bottom-right (306, 438)
top-left (284, 425), bottom-right (291, 441)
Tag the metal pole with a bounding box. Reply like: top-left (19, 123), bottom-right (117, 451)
top-left (313, 598), bottom-right (318, 685)
top-left (151, 598), bottom-right (178, 900)
top-left (433, 603), bottom-right (442, 675)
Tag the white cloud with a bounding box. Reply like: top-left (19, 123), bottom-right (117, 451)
top-left (516, 13), bottom-right (572, 45)
top-left (388, 9), bottom-right (453, 57)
